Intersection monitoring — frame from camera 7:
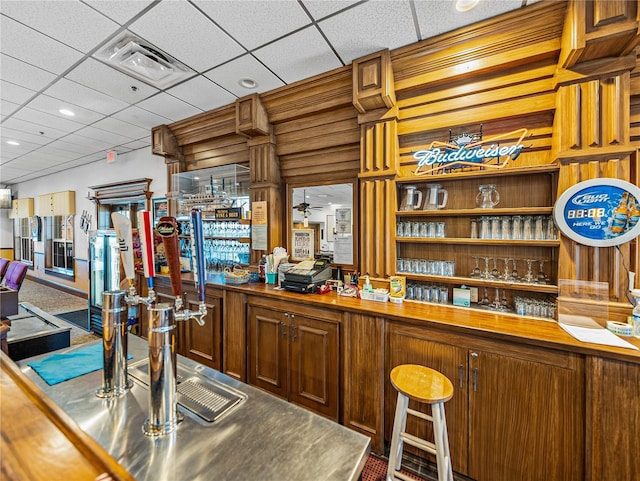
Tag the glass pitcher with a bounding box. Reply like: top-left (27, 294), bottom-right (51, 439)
top-left (400, 185), bottom-right (423, 211)
top-left (424, 183), bottom-right (448, 210)
top-left (476, 184), bottom-right (500, 209)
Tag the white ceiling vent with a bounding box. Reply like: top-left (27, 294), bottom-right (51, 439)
top-left (94, 31), bottom-right (194, 89)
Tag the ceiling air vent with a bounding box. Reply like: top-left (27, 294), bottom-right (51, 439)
top-left (94, 31), bottom-right (194, 89)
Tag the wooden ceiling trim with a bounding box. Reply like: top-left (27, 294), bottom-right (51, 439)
top-left (396, 62), bottom-right (557, 107)
top-left (273, 105), bottom-right (357, 135)
top-left (392, 1), bottom-right (567, 67)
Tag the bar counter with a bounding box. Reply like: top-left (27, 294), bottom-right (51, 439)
top-left (197, 273), bottom-right (640, 364)
top-left (11, 336), bottom-right (370, 481)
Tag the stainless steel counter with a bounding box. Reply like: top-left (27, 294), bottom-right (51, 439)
top-left (18, 336), bottom-right (370, 481)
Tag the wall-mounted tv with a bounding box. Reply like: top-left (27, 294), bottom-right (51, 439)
top-left (0, 189), bottom-right (12, 209)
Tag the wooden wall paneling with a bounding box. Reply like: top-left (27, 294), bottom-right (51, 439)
top-left (560, 0), bottom-right (640, 68)
top-left (586, 356), bottom-right (640, 481)
top-left (360, 121), bottom-right (398, 178)
top-left (279, 145), bottom-right (360, 180)
top-left (223, 290), bottom-right (247, 382)
top-left (181, 136), bottom-right (249, 167)
top-left (342, 312), bottom-right (385, 453)
top-left (358, 179), bottom-right (395, 278)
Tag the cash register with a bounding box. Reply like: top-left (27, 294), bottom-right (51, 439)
top-left (282, 259), bottom-right (333, 293)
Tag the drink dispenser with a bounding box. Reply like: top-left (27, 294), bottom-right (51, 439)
top-left (400, 185), bottom-right (423, 211)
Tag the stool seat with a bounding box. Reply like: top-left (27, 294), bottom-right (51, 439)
top-left (390, 364), bottom-right (453, 404)
top-left (387, 364), bottom-right (454, 481)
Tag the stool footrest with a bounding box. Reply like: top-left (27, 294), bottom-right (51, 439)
top-left (400, 431), bottom-right (437, 455)
top-left (407, 407), bottom-right (433, 422)
top-left (388, 470), bottom-right (416, 481)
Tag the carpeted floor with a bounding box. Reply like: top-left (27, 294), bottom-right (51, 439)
top-left (362, 455), bottom-right (424, 481)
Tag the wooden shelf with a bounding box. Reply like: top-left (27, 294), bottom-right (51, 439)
top-left (396, 164), bottom-right (559, 184)
top-left (396, 207), bottom-right (554, 217)
top-left (396, 237), bottom-right (560, 246)
top-left (399, 273), bottom-right (559, 294)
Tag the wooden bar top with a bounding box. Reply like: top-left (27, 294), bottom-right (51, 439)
top-left (0, 351), bottom-right (135, 481)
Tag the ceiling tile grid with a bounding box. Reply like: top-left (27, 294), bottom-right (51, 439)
top-left (0, 0), bottom-right (533, 185)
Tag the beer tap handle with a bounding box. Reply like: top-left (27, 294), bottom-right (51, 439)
top-left (190, 209), bottom-right (206, 304)
top-left (157, 216), bottom-right (183, 301)
top-left (137, 210), bottom-right (156, 301)
top-left (111, 213), bottom-right (135, 285)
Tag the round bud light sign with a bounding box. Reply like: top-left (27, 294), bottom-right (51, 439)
top-left (553, 178), bottom-right (640, 247)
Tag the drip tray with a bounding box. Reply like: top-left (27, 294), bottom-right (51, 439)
top-left (129, 362), bottom-right (247, 423)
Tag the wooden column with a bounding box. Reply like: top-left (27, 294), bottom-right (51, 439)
top-left (151, 124), bottom-right (184, 216)
top-left (553, 0), bottom-right (639, 321)
top-left (354, 50), bottom-right (399, 278)
top-left (236, 94), bottom-right (282, 259)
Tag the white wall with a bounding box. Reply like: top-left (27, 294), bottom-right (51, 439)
top-left (3, 148), bottom-right (167, 291)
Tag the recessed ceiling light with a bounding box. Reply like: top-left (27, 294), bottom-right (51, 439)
top-left (456, 0), bottom-right (480, 12)
top-left (239, 78), bottom-right (258, 89)
top-left (7, 140), bottom-right (20, 146)
top-left (59, 108), bottom-right (75, 116)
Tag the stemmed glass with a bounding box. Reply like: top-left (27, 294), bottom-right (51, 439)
top-left (511, 258), bottom-right (519, 281)
top-left (523, 258), bottom-right (537, 283)
top-left (481, 256), bottom-right (492, 279)
top-left (489, 287), bottom-right (502, 310)
top-left (491, 258), bottom-right (500, 279)
top-left (537, 260), bottom-right (549, 284)
top-left (501, 258), bottom-right (511, 281)
top-left (470, 256), bottom-right (481, 278)
top-left (480, 287), bottom-right (490, 306)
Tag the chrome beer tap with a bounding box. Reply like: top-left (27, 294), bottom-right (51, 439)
top-left (144, 209), bottom-right (207, 436)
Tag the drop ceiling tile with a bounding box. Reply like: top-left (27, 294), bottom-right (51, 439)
top-left (0, 166), bottom-right (33, 182)
top-left (30, 146), bottom-right (80, 162)
top-left (0, 80), bottom-right (36, 105)
top-left (73, 125), bottom-right (134, 145)
top-left (12, 107), bottom-right (85, 133)
top-left (0, 15), bottom-right (84, 75)
top-left (195, 0), bottom-right (310, 51)
top-left (90, 117), bottom-right (149, 140)
top-left (66, 58), bottom-right (158, 104)
top-left (120, 139), bottom-right (150, 151)
top-left (58, 132), bottom-right (113, 151)
top-left (43, 78), bottom-right (130, 116)
top-left (253, 27), bottom-right (342, 84)
top-left (136, 93), bottom-right (203, 123)
top-left (1, 137), bottom-right (42, 154)
top-left (1, 99), bottom-right (21, 117)
top-left (128, 1), bottom-right (245, 73)
top-left (25, 94), bottom-right (105, 125)
top-left (8, 151), bottom-right (62, 169)
top-left (0, 117), bottom-right (69, 140)
top-left (301, 0), bottom-right (361, 21)
top-left (167, 75), bottom-right (237, 112)
top-left (0, 126), bottom-right (52, 146)
top-left (0, 0), bottom-right (119, 53)
top-left (83, 0), bottom-right (156, 25)
top-left (318, 0), bottom-right (418, 64)
top-left (0, 54), bottom-right (57, 92)
top-left (111, 105), bottom-right (172, 130)
top-left (204, 55), bottom-right (284, 97)
top-left (415, 0), bottom-right (524, 39)
top-left (46, 139), bottom-right (97, 155)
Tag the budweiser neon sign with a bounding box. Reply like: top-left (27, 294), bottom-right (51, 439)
top-left (412, 127), bottom-right (530, 176)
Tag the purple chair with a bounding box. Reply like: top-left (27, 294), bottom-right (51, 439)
top-left (3, 261), bottom-right (28, 291)
top-left (0, 258), bottom-right (9, 283)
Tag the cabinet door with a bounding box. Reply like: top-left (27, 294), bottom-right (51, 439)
top-left (37, 194), bottom-right (54, 216)
top-left (53, 191), bottom-right (75, 216)
top-left (223, 290), bottom-right (247, 382)
top-left (248, 306), bottom-right (288, 400)
top-left (289, 314), bottom-right (339, 421)
top-left (386, 323), bottom-right (469, 475)
top-left (183, 291), bottom-right (221, 370)
top-left (468, 347), bottom-right (584, 481)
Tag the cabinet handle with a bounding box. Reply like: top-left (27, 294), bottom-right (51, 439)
top-left (280, 322), bottom-right (286, 338)
top-left (470, 351), bottom-right (478, 359)
top-left (473, 368), bottom-right (478, 392)
top-left (291, 325), bottom-right (297, 340)
top-left (459, 364), bottom-right (464, 389)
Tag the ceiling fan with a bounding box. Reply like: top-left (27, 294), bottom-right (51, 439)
top-left (293, 190), bottom-right (322, 226)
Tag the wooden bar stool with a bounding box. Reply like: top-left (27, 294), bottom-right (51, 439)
top-left (387, 364), bottom-right (454, 481)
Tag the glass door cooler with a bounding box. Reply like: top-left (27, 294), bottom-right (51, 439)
top-left (88, 230), bottom-right (120, 334)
